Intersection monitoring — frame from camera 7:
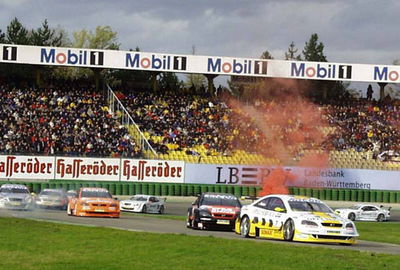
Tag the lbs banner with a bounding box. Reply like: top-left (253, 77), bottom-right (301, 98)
top-left (0, 155), bottom-right (184, 183)
top-left (2, 43), bottom-right (400, 83)
top-left (184, 163), bottom-right (400, 191)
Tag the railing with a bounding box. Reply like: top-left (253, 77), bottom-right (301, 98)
top-left (106, 85), bottom-right (158, 159)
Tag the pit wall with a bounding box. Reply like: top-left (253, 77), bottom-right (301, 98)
top-left (1, 181), bottom-right (400, 203)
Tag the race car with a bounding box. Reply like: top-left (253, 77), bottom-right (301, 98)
top-left (235, 195), bottom-right (358, 245)
top-left (187, 192), bottom-right (241, 230)
top-left (35, 189), bottom-right (69, 210)
top-left (66, 190), bottom-right (78, 201)
top-left (0, 184), bottom-right (34, 210)
top-left (120, 194), bottom-right (165, 214)
top-left (335, 204), bottom-right (391, 222)
top-left (67, 187), bottom-right (120, 218)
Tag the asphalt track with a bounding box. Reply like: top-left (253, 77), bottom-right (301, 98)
top-left (1, 199), bottom-right (400, 255)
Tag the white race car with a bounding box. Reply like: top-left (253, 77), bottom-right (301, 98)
top-left (236, 195), bottom-right (358, 245)
top-left (0, 184), bottom-right (34, 210)
top-left (120, 194), bottom-right (165, 214)
top-left (335, 204), bottom-right (391, 222)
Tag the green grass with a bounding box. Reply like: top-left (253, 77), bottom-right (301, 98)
top-left (0, 217), bottom-right (399, 270)
top-left (123, 213), bottom-right (400, 245)
top-left (356, 222), bottom-right (400, 245)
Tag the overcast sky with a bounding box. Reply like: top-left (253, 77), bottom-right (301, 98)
top-left (0, 0), bottom-right (398, 95)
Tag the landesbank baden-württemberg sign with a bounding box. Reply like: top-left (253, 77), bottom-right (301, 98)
top-left (2, 43), bottom-right (400, 83)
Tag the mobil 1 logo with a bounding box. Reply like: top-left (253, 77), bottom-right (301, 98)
top-left (254, 60), bottom-right (268, 75)
top-left (338, 65), bottom-right (352, 79)
top-left (173, 56), bottom-right (187, 71)
top-left (2, 46), bottom-right (17, 61)
top-left (90, 51), bottom-right (104, 66)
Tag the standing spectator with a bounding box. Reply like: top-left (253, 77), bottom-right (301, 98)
top-left (367, 84), bottom-right (373, 100)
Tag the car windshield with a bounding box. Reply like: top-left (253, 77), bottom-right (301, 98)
top-left (131, 196), bottom-right (148, 201)
top-left (288, 201), bottom-right (333, 213)
top-left (0, 187), bottom-right (29, 194)
top-left (40, 191), bottom-right (62, 196)
top-left (350, 205), bottom-right (361, 210)
top-left (81, 190), bottom-right (112, 198)
top-left (201, 194), bottom-right (241, 207)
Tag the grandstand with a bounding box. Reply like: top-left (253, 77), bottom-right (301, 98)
top-left (1, 43), bottom-right (400, 173)
top-left (2, 80), bottom-right (400, 172)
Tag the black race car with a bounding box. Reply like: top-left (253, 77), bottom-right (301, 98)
top-left (186, 192), bottom-right (241, 230)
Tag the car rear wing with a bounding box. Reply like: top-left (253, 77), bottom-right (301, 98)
top-left (240, 196), bottom-right (259, 201)
top-left (380, 205), bottom-right (392, 211)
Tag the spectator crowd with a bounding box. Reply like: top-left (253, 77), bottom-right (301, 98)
top-left (2, 82), bottom-right (400, 163)
top-left (0, 84), bottom-right (141, 158)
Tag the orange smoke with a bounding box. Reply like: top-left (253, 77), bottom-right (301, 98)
top-left (225, 78), bottom-right (331, 195)
top-left (259, 167), bottom-right (297, 196)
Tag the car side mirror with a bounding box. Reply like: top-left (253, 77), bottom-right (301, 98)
top-left (274, 207), bottom-right (286, 213)
top-left (114, 197), bottom-right (118, 201)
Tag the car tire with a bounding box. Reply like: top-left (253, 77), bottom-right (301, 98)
top-left (240, 216), bottom-right (251, 238)
top-left (186, 211), bottom-right (193, 228)
top-left (192, 212), bottom-right (199, 229)
top-left (67, 204), bottom-right (72, 216)
top-left (377, 214), bottom-right (385, 222)
top-left (348, 213), bottom-right (356, 221)
top-left (158, 205), bottom-right (165, 214)
top-left (142, 205), bottom-right (147, 213)
top-left (284, 219), bottom-right (295, 241)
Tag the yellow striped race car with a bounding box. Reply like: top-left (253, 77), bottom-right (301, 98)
top-left (235, 195), bottom-right (358, 245)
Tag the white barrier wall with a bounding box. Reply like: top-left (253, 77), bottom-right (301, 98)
top-left (0, 155), bottom-right (185, 183)
top-left (184, 163), bottom-right (400, 191)
top-left (2, 43), bottom-right (400, 83)
top-left (1, 155), bottom-right (399, 190)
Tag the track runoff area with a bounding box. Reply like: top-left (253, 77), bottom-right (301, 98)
top-left (1, 197), bottom-right (399, 255)
top-left (1, 44), bottom-right (400, 258)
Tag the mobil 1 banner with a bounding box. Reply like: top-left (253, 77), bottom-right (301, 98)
top-left (184, 163), bottom-right (400, 191)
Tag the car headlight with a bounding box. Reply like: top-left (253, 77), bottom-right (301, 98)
top-left (81, 202), bottom-right (89, 206)
top-left (110, 204), bottom-right (118, 207)
top-left (200, 210), bottom-right (211, 217)
top-left (301, 220), bottom-right (318, 227)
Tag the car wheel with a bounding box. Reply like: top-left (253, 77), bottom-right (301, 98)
top-left (377, 214), bottom-right (385, 222)
top-left (186, 212), bottom-right (193, 228)
top-left (284, 219), bottom-right (295, 241)
top-left (348, 212), bottom-right (356, 221)
top-left (67, 204), bottom-right (72, 216)
top-left (142, 205), bottom-right (147, 213)
top-left (240, 216), bottom-right (251, 238)
top-left (158, 205), bottom-right (165, 214)
top-left (192, 212), bottom-right (199, 229)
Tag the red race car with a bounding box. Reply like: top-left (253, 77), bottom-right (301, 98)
top-left (187, 192), bottom-right (241, 230)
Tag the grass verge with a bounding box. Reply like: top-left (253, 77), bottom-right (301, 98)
top-left (355, 221), bottom-right (400, 245)
top-left (0, 217), bottom-right (399, 270)
top-left (123, 213), bottom-right (400, 245)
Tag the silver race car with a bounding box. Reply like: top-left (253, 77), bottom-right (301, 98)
top-left (35, 189), bottom-right (69, 210)
top-left (335, 204), bottom-right (391, 222)
top-left (0, 184), bottom-right (34, 210)
top-left (120, 194), bottom-right (165, 214)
